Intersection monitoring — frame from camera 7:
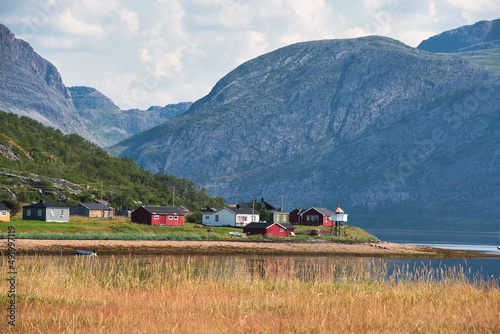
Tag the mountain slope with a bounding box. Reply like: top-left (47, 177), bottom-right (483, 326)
top-left (112, 36), bottom-right (500, 231)
top-left (0, 23), bottom-right (191, 147)
top-left (0, 23), bottom-right (86, 137)
top-left (418, 18), bottom-right (500, 53)
top-left (68, 86), bottom-right (191, 146)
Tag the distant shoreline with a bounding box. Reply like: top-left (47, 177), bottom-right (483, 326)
top-left (1, 239), bottom-right (499, 258)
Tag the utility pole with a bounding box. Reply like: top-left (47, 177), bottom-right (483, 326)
top-left (101, 181), bottom-right (103, 218)
top-left (235, 187), bottom-right (238, 206)
top-left (172, 186), bottom-right (175, 206)
top-left (252, 197), bottom-right (255, 223)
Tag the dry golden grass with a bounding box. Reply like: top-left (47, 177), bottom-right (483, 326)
top-left (1, 256), bottom-right (499, 333)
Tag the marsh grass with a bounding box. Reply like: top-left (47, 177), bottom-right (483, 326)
top-left (1, 255), bottom-right (499, 333)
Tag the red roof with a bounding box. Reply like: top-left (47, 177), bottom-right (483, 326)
top-left (334, 204), bottom-right (344, 214)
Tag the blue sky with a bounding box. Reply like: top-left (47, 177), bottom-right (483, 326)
top-left (1, 0), bottom-right (499, 109)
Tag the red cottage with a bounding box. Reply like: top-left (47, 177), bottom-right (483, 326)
top-left (289, 208), bottom-right (306, 224)
top-left (301, 207), bottom-right (333, 226)
top-left (131, 206), bottom-right (185, 226)
top-left (243, 222), bottom-right (295, 237)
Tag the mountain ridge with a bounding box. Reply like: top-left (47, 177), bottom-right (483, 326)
top-left (0, 23), bottom-right (191, 147)
top-left (418, 18), bottom-right (500, 53)
top-left (112, 35), bottom-right (500, 231)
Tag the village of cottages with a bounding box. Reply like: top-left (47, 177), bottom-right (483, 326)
top-left (7, 198), bottom-right (348, 238)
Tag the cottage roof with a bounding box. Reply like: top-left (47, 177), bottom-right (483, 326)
top-left (140, 206), bottom-right (184, 216)
top-left (261, 199), bottom-right (281, 211)
top-left (244, 222), bottom-right (295, 230)
top-left (79, 203), bottom-right (114, 211)
top-left (0, 203), bottom-right (11, 211)
top-left (305, 207), bottom-right (333, 216)
top-left (24, 200), bottom-right (67, 209)
top-left (225, 207), bottom-right (260, 215)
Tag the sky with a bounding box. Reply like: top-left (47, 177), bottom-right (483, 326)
top-left (1, 0), bottom-right (499, 110)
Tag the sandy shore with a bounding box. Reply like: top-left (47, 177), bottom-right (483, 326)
top-left (2, 239), bottom-right (498, 258)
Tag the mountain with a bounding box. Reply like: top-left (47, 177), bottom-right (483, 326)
top-left (0, 110), bottom-right (225, 211)
top-left (112, 36), bottom-right (500, 231)
top-left (0, 23), bottom-right (85, 137)
top-left (68, 86), bottom-right (191, 146)
top-left (418, 18), bottom-right (500, 53)
top-left (0, 23), bottom-right (191, 147)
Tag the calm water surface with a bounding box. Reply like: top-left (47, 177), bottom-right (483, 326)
top-left (366, 229), bottom-right (500, 280)
top-left (24, 253), bottom-right (500, 283)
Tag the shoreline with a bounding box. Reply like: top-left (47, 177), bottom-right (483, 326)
top-left (1, 239), bottom-right (499, 258)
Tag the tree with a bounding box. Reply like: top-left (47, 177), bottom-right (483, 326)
top-left (2, 198), bottom-right (21, 216)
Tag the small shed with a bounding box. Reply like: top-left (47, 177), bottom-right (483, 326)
top-left (131, 206), bottom-right (185, 226)
top-left (70, 203), bottom-right (115, 218)
top-left (243, 222), bottom-right (295, 237)
top-left (0, 203), bottom-right (12, 222)
top-left (22, 200), bottom-right (69, 222)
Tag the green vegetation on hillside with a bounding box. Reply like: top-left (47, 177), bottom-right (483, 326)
top-left (0, 110), bottom-right (225, 213)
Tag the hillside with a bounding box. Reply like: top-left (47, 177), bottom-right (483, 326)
top-left (0, 23), bottom-right (190, 147)
top-left (0, 110), bottom-right (225, 212)
top-left (68, 86), bottom-right (191, 146)
top-left (0, 23), bottom-right (83, 137)
top-left (418, 18), bottom-right (500, 53)
top-left (112, 36), bottom-right (500, 231)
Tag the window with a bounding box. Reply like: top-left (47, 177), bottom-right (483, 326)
top-left (61, 210), bottom-right (64, 216)
top-left (307, 215), bottom-right (319, 222)
top-left (280, 228), bottom-right (284, 232)
top-left (169, 216), bottom-right (173, 220)
top-left (215, 215), bottom-right (219, 222)
top-left (238, 216), bottom-right (247, 222)
top-left (154, 215), bottom-right (159, 220)
top-left (27, 209), bottom-right (31, 216)
top-left (2, 211), bottom-right (6, 216)
top-left (205, 216), bottom-right (209, 219)
top-left (50, 210), bottom-right (54, 217)
top-left (37, 209), bottom-right (42, 217)
top-left (174, 216), bottom-right (178, 220)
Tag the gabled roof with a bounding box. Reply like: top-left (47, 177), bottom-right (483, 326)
top-left (0, 203), bottom-right (11, 211)
top-left (304, 207), bottom-right (333, 216)
top-left (24, 200), bottom-right (67, 209)
top-left (244, 222), bottom-right (295, 230)
top-left (261, 200), bottom-right (281, 211)
top-left (225, 207), bottom-right (260, 215)
top-left (139, 206), bottom-right (184, 215)
top-left (78, 203), bottom-right (114, 211)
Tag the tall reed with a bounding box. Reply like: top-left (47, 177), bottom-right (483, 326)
top-left (1, 255), bottom-right (499, 333)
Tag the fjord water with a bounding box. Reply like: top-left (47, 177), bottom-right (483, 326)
top-left (366, 229), bottom-right (500, 255)
top-left (366, 229), bottom-right (500, 279)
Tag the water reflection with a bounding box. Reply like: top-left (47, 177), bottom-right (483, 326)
top-left (17, 254), bottom-right (500, 284)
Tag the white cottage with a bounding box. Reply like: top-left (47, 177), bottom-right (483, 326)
top-left (202, 207), bottom-right (260, 227)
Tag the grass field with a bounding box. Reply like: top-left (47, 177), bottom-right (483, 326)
top-left (1, 255), bottom-right (498, 333)
top-left (0, 216), bottom-right (378, 242)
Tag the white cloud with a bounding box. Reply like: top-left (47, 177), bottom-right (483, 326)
top-left (444, 0), bottom-right (500, 12)
top-left (56, 8), bottom-right (105, 36)
top-left (120, 9), bottom-right (139, 35)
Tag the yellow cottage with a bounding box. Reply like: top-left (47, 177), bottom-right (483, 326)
top-left (0, 203), bottom-right (12, 222)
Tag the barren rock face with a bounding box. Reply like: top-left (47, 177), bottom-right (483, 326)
top-left (113, 36), bottom-right (500, 230)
